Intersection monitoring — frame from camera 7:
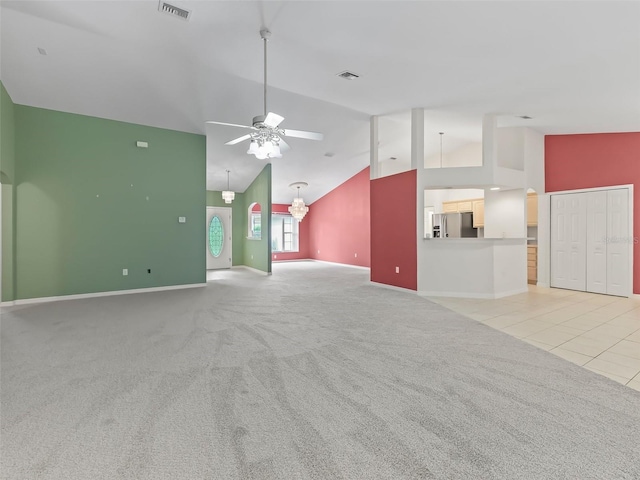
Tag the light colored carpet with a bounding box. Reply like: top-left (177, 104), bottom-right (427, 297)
top-left (2, 261), bottom-right (639, 479)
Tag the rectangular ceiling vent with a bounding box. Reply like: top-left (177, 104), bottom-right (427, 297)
top-left (337, 71), bottom-right (360, 80)
top-left (158, 1), bottom-right (191, 21)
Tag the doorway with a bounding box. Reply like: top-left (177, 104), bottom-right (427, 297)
top-left (550, 187), bottom-right (631, 296)
top-left (206, 206), bottom-right (232, 270)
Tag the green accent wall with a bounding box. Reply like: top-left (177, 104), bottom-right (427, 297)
top-left (206, 190), bottom-right (245, 266)
top-left (242, 164), bottom-right (272, 273)
top-left (14, 106), bottom-right (206, 299)
top-left (0, 81), bottom-right (16, 301)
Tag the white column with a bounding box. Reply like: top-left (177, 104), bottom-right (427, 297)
top-left (482, 113), bottom-right (497, 169)
top-left (412, 108), bottom-right (425, 292)
top-left (369, 115), bottom-right (379, 180)
top-left (411, 108), bottom-right (424, 171)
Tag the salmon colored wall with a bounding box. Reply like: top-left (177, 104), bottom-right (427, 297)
top-left (545, 132), bottom-right (640, 293)
top-left (307, 168), bottom-right (371, 267)
top-left (370, 170), bottom-right (417, 290)
top-left (271, 204), bottom-right (310, 261)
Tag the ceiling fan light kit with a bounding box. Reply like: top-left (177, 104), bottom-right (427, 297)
top-left (206, 29), bottom-right (323, 160)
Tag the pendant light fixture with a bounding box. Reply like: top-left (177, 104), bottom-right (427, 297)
top-left (221, 169), bottom-right (235, 204)
top-left (288, 182), bottom-right (309, 222)
top-left (439, 132), bottom-right (444, 168)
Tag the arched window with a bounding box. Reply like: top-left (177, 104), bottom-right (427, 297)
top-left (248, 202), bottom-right (261, 239)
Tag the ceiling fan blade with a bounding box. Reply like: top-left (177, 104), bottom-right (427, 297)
top-left (206, 120), bottom-right (255, 130)
top-left (264, 112), bottom-right (285, 128)
top-left (278, 138), bottom-right (291, 152)
top-left (282, 129), bottom-right (324, 141)
top-left (225, 134), bottom-right (252, 145)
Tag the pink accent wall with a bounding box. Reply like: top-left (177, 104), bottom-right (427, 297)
top-left (271, 204), bottom-right (310, 261)
top-left (370, 170), bottom-right (417, 290)
top-left (545, 132), bottom-right (640, 293)
top-left (307, 167), bottom-right (371, 267)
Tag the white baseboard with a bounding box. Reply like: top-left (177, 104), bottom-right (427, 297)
top-left (1, 283), bottom-right (207, 307)
top-left (418, 287), bottom-right (529, 299)
top-left (311, 259), bottom-right (370, 271)
top-left (231, 265), bottom-right (271, 276)
top-left (369, 281), bottom-right (417, 293)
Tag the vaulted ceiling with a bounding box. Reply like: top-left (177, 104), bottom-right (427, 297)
top-left (2, 1), bottom-right (639, 203)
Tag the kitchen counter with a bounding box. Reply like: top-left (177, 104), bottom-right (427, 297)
top-left (418, 237), bottom-right (528, 299)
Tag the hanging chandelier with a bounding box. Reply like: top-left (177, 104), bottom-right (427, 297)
top-left (221, 169), bottom-right (235, 204)
top-left (288, 182), bottom-right (309, 222)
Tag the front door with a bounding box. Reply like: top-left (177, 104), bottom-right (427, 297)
top-left (206, 207), bottom-right (232, 270)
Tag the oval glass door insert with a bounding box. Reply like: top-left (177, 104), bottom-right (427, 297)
top-left (209, 215), bottom-right (224, 257)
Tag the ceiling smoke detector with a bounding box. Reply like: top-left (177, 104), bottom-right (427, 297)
top-left (336, 71), bottom-right (360, 80)
top-left (158, 1), bottom-right (191, 20)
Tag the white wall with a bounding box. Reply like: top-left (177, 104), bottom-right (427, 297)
top-left (522, 128), bottom-right (547, 286)
top-left (379, 157), bottom-right (411, 177)
top-left (496, 128), bottom-right (525, 170)
top-left (425, 142), bottom-right (482, 169)
top-left (419, 239), bottom-right (528, 298)
top-left (484, 188), bottom-right (526, 238)
top-left (493, 242), bottom-right (528, 295)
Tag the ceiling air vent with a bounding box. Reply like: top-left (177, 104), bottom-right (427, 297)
top-left (158, 1), bottom-right (191, 20)
top-left (337, 71), bottom-right (360, 80)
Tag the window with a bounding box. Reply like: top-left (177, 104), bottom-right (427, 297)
top-left (272, 214), bottom-right (299, 252)
top-left (248, 202), bottom-right (261, 239)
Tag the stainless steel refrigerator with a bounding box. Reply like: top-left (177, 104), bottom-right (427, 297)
top-left (432, 212), bottom-right (476, 238)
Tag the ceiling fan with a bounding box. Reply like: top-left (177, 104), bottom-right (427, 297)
top-left (206, 29), bottom-right (323, 160)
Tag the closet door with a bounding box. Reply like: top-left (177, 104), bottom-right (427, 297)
top-left (586, 191), bottom-right (607, 294)
top-left (607, 189), bottom-right (630, 296)
top-left (551, 193), bottom-right (587, 291)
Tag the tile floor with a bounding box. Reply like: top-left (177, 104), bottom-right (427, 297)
top-left (428, 286), bottom-right (640, 392)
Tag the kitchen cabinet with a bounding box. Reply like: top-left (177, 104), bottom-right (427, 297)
top-left (527, 245), bottom-right (537, 285)
top-left (472, 200), bottom-right (484, 227)
top-left (527, 193), bottom-right (538, 226)
top-left (442, 200), bottom-right (474, 213)
top-left (442, 201), bottom-right (459, 213)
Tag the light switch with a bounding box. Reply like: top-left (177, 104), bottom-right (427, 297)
top-left (122, 269), bottom-right (128, 276)
top-left (178, 216), bottom-right (186, 223)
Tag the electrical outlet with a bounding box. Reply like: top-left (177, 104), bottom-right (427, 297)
top-left (274, 255), bottom-right (277, 259)
top-left (251, 255), bottom-right (253, 260)
top-left (395, 266), bottom-right (399, 274)
top-left (354, 253), bottom-right (358, 258)
top-left (147, 269), bottom-right (151, 274)
top-left (317, 250), bottom-right (320, 254)
top-left (122, 269), bottom-right (128, 276)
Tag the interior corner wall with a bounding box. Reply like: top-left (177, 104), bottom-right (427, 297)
top-left (307, 167), bottom-right (370, 267)
top-left (545, 132), bottom-right (640, 293)
top-left (370, 169), bottom-right (417, 290)
top-left (242, 164), bottom-right (272, 273)
top-left (0, 81), bottom-right (16, 301)
top-left (14, 105), bottom-right (206, 300)
top-left (272, 203), bottom-right (310, 261)
top-left (206, 190), bottom-right (245, 266)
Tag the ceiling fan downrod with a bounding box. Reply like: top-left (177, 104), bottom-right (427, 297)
top-left (260, 29), bottom-right (271, 117)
